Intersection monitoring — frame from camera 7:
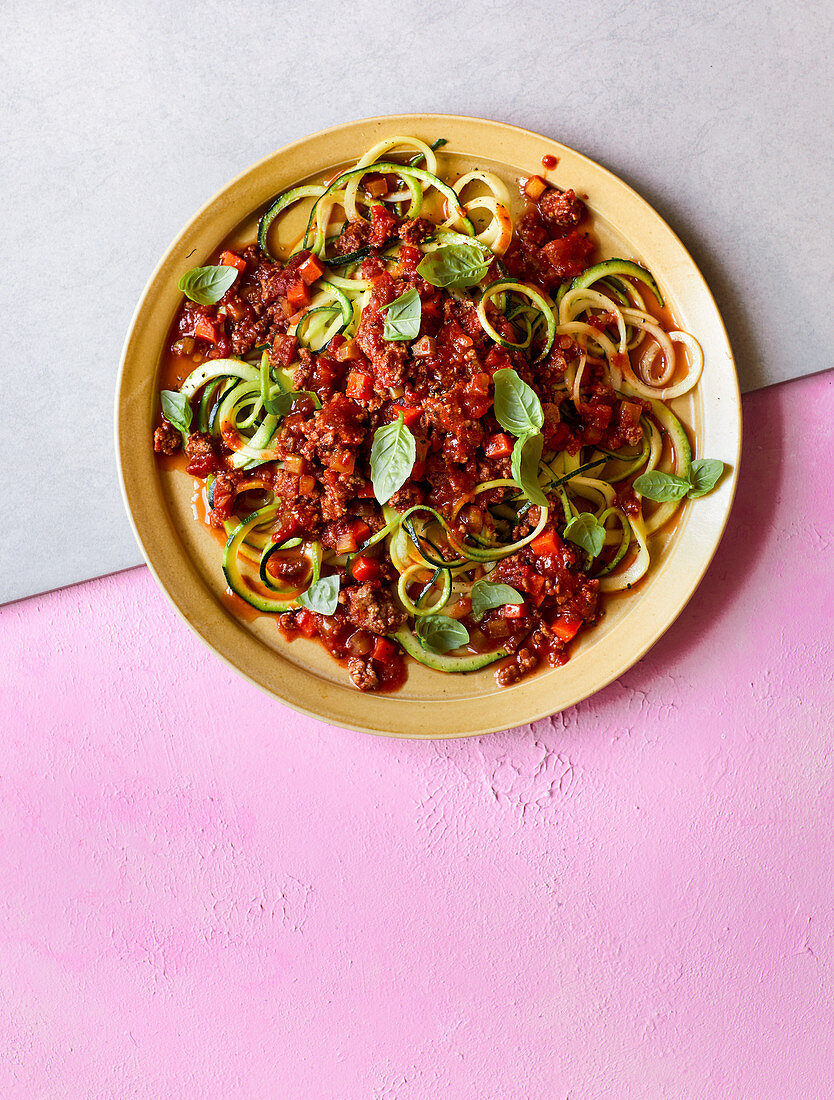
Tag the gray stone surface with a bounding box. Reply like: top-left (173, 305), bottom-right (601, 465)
top-left (3, 0), bottom-right (831, 603)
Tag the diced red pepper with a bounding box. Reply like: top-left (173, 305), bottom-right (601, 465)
top-left (530, 529), bottom-right (562, 557)
top-left (552, 616), bottom-right (582, 643)
top-left (484, 432), bottom-right (514, 458)
top-left (371, 636), bottom-right (398, 663)
top-left (298, 253), bottom-right (326, 285)
top-left (295, 609), bottom-right (319, 638)
top-left (219, 249), bottom-right (246, 273)
top-left (502, 602), bottom-right (526, 619)
top-left (351, 555), bottom-right (380, 583)
top-left (392, 404), bottom-right (421, 428)
top-left (287, 280), bottom-right (312, 309)
top-left (193, 315), bottom-right (218, 343)
top-left (346, 371), bottom-right (374, 401)
top-left (411, 460), bottom-right (426, 480)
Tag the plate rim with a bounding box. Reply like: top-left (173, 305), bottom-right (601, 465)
top-left (115, 112), bottom-right (742, 738)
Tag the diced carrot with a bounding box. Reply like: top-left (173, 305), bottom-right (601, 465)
top-left (219, 250), bottom-right (246, 273)
top-left (530, 529), bottom-right (562, 556)
top-left (346, 371), bottom-right (373, 400)
top-left (287, 280), bottom-right (311, 308)
top-left (298, 253), bottom-right (326, 285)
top-left (524, 176), bottom-right (548, 201)
top-left (484, 432), bottom-right (513, 458)
top-left (295, 609), bottom-right (318, 638)
top-left (193, 315), bottom-right (218, 343)
top-left (364, 174), bottom-right (389, 198)
top-left (392, 404), bottom-right (421, 428)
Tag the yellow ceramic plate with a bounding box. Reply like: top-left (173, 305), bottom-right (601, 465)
top-left (116, 114), bottom-right (741, 738)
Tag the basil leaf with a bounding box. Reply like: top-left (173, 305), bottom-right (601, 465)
top-left (511, 432), bottom-right (548, 507)
top-left (369, 414), bottom-right (417, 504)
top-left (417, 244), bottom-right (490, 289)
top-left (493, 368), bottom-right (544, 437)
top-left (563, 512), bottom-right (606, 558)
top-left (415, 614), bottom-right (470, 653)
top-left (178, 264), bottom-right (239, 305)
top-left (688, 459), bottom-right (725, 499)
top-left (381, 288), bottom-right (421, 341)
top-left (470, 579), bottom-right (524, 620)
top-left (160, 390), bottom-right (192, 435)
top-left (298, 574), bottom-right (340, 615)
top-left (633, 471), bottom-right (691, 502)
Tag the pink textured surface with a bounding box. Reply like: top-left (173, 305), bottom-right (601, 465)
top-left (2, 374), bottom-right (832, 1098)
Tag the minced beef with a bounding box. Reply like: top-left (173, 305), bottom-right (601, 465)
top-left (153, 421), bottom-right (181, 454)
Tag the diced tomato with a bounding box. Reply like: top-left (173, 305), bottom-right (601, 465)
top-left (484, 432), bottom-right (513, 458)
top-left (370, 204), bottom-right (398, 242)
top-left (287, 280), bottom-right (311, 308)
top-left (273, 334), bottom-right (297, 366)
top-left (540, 231), bottom-right (595, 278)
top-left (186, 454), bottom-right (218, 478)
top-left (524, 573), bottom-right (546, 605)
top-left (298, 253), bottom-right (326, 285)
top-left (530, 529), bottom-right (562, 557)
top-left (619, 400), bottom-right (643, 428)
top-left (372, 636), bottom-right (398, 663)
top-left (392, 404), bottom-right (421, 428)
top-left (346, 371), bottom-right (373, 401)
top-left (336, 520), bottom-right (372, 554)
top-left (398, 244), bottom-right (422, 270)
top-left (355, 479), bottom-right (375, 498)
top-left (351, 555), bottom-right (380, 583)
top-left (295, 609), bottom-right (319, 638)
top-left (467, 372), bottom-right (491, 395)
top-left (462, 394), bottom-right (493, 419)
top-left (219, 250), bottom-right (246, 273)
top-left (552, 616), bottom-right (582, 643)
top-left (193, 315), bottom-right (218, 343)
top-left (502, 602), bottom-right (526, 619)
